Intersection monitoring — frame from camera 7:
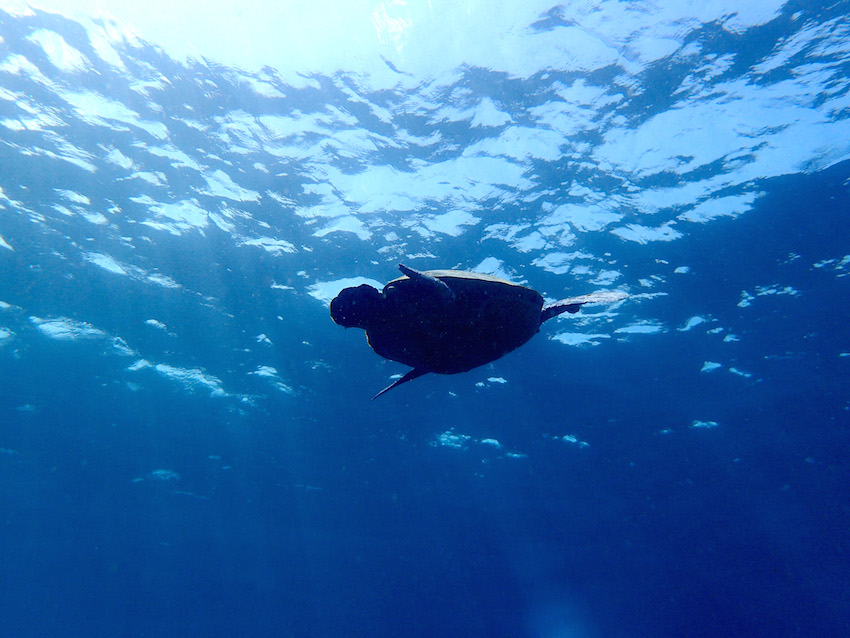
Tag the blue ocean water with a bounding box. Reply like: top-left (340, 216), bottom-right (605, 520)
top-left (1, 2), bottom-right (849, 637)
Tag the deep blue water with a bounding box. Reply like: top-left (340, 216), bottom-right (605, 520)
top-left (1, 3), bottom-right (849, 637)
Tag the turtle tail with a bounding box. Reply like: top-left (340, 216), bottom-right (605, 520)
top-left (541, 291), bottom-right (627, 323)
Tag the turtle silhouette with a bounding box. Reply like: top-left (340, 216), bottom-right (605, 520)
top-left (330, 264), bottom-right (626, 399)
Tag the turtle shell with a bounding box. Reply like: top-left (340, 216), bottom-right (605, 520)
top-left (365, 270), bottom-right (544, 374)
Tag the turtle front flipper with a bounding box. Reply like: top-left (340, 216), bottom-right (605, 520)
top-left (372, 368), bottom-right (430, 400)
top-left (541, 290), bottom-right (628, 323)
top-left (397, 264), bottom-right (454, 301)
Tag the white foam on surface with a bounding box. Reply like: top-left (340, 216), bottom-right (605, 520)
top-left (251, 365), bottom-right (295, 394)
top-left (552, 333), bottom-right (611, 347)
top-left (615, 321), bottom-right (665, 335)
top-left (147, 273), bottom-right (181, 289)
top-left (85, 252), bottom-right (127, 275)
top-left (679, 316), bottom-right (706, 331)
top-left (432, 431), bottom-right (471, 450)
top-left (59, 89), bottom-right (169, 139)
top-left (136, 198), bottom-right (209, 235)
top-left (611, 223), bottom-right (683, 244)
top-left (561, 434), bottom-right (590, 449)
top-left (154, 364), bottom-right (227, 397)
top-left (27, 29), bottom-right (89, 72)
top-left (729, 367), bottom-right (753, 379)
top-left (239, 237), bottom-right (297, 255)
top-left (30, 316), bottom-right (106, 341)
top-left (201, 170), bottom-right (260, 202)
top-left (419, 210), bottom-right (480, 237)
top-left (691, 420), bottom-right (719, 429)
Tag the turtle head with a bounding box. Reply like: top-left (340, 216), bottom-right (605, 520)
top-left (330, 284), bottom-right (382, 329)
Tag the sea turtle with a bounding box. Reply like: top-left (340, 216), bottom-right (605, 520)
top-left (330, 264), bottom-right (627, 399)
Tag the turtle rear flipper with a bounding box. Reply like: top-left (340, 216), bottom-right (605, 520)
top-left (372, 368), bottom-right (430, 400)
top-left (541, 291), bottom-right (627, 323)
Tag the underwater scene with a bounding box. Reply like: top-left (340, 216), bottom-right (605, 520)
top-left (1, 1), bottom-right (849, 636)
